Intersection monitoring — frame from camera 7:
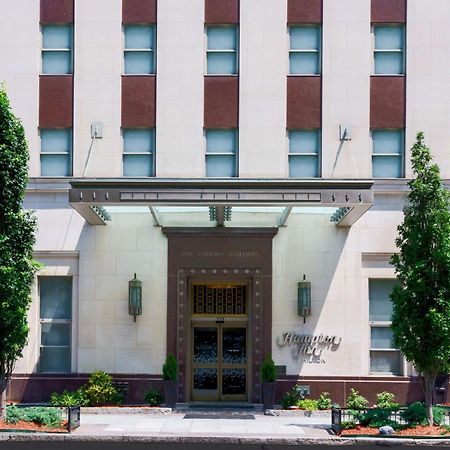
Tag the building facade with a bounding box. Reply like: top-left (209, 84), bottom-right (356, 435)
top-left (2, 0), bottom-right (449, 405)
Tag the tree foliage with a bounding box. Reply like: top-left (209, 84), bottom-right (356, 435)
top-left (0, 88), bottom-right (39, 419)
top-left (391, 131), bottom-right (450, 425)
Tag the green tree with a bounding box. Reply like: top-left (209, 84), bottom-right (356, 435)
top-left (391, 131), bottom-right (450, 425)
top-left (0, 88), bottom-right (39, 420)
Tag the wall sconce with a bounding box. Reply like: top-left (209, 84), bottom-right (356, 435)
top-left (298, 274), bottom-right (311, 323)
top-left (128, 273), bottom-right (142, 322)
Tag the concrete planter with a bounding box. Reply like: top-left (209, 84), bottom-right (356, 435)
top-left (163, 380), bottom-right (177, 408)
top-left (81, 406), bottom-right (172, 414)
top-left (262, 382), bottom-right (276, 410)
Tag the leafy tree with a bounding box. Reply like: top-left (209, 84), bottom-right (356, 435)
top-left (391, 131), bottom-right (450, 425)
top-left (0, 88), bottom-right (39, 420)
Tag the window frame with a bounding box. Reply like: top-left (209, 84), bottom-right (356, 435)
top-left (204, 128), bottom-right (239, 178)
top-left (123, 24), bottom-right (156, 75)
top-left (41, 24), bottom-right (73, 75)
top-left (38, 276), bottom-right (73, 374)
top-left (287, 129), bottom-right (322, 178)
top-left (368, 278), bottom-right (403, 376)
top-left (288, 25), bottom-right (322, 76)
top-left (205, 25), bottom-right (239, 76)
top-left (122, 128), bottom-right (156, 177)
top-left (371, 129), bottom-right (405, 179)
top-left (39, 128), bottom-right (73, 177)
top-left (372, 24), bottom-right (406, 76)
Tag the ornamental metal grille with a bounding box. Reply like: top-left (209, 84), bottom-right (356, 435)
top-left (193, 285), bottom-right (247, 316)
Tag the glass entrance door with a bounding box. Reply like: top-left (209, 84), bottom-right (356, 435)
top-left (192, 324), bottom-right (247, 401)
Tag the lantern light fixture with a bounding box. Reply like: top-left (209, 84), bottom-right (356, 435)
top-left (298, 274), bottom-right (311, 323)
top-left (128, 273), bottom-right (142, 322)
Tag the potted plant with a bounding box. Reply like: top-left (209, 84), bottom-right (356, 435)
top-left (162, 354), bottom-right (178, 408)
top-left (261, 354), bottom-right (277, 410)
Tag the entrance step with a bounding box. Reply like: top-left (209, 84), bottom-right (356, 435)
top-left (176, 402), bottom-right (263, 413)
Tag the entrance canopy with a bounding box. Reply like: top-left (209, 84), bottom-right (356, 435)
top-left (68, 178), bottom-right (373, 227)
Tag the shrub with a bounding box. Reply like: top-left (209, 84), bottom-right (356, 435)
top-left (317, 392), bottom-right (333, 410)
top-left (340, 421), bottom-right (357, 430)
top-left (375, 391), bottom-right (399, 409)
top-left (6, 406), bottom-right (62, 428)
top-left (400, 402), bottom-right (446, 426)
top-left (84, 371), bottom-right (118, 406)
top-left (50, 388), bottom-right (89, 407)
top-left (280, 385), bottom-right (306, 409)
top-left (260, 354), bottom-right (277, 383)
top-left (346, 388), bottom-right (369, 409)
top-left (162, 354), bottom-right (178, 381)
top-left (359, 409), bottom-right (398, 429)
top-left (297, 399), bottom-right (318, 411)
top-left (144, 388), bottom-right (163, 406)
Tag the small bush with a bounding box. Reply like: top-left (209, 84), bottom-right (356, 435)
top-left (144, 388), bottom-right (163, 406)
top-left (6, 406), bottom-right (62, 428)
top-left (260, 354), bottom-right (277, 383)
top-left (317, 392), bottom-right (333, 410)
top-left (375, 391), bottom-right (399, 409)
top-left (280, 385), bottom-right (305, 409)
top-left (162, 354), bottom-right (178, 381)
top-left (400, 402), bottom-right (446, 426)
top-left (84, 371), bottom-right (118, 406)
top-left (297, 399), bottom-right (318, 411)
top-left (50, 388), bottom-right (89, 407)
top-left (359, 409), bottom-right (398, 429)
top-left (346, 388), bottom-right (369, 409)
top-left (341, 421), bottom-right (357, 430)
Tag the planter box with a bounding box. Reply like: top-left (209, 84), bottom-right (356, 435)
top-left (12, 405), bottom-right (80, 432)
top-left (265, 409), bottom-right (330, 417)
top-left (80, 406), bottom-right (171, 415)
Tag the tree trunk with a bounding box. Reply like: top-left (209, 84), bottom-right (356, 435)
top-left (0, 374), bottom-right (7, 422)
top-left (423, 372), bottom-right (437, 426)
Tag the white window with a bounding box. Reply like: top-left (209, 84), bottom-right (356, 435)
top-left (205, 129), bottom-right (238, 177)
top-left (206, 26), bottom-right (238, 75)
top-left (369, 279), bottom-right (402, 375)
top-left (372, 129), bottom-right (404, 178)
top-left (40, 129), bottom-right (72, 177)
top-left (123, 129), bottom-right (155, 177)
top-left (289, 26), bottom-right (321, 75)
top-left (288, 130), bottom-right (321, 178)
top-left (373, 25), bottom-right (405, 75)
top-left (42, 25), bottom-right (73, 74)
top-left (39, 277), bottom-right (72, 373)
top-left (124, 25), bottom-right (155, 74)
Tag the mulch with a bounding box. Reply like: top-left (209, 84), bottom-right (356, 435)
top-left (0, 420), bottom-right (68, 433)
top-left (341, 425), bottom-right (450, 437)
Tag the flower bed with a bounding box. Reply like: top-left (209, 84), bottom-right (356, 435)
top-left (341, 425), bottom-right (450, 437)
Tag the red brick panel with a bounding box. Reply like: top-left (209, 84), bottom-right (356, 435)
top-left (40, 0), bottom-right (74, 23)
top-left (372, 0), bottom-right (406, 23)
top-left (122, 0), bottom-right (157, 24)
top-left (370, 76), bottom-right (405, 128)
top-left (39, 76), bottom-right (73, 128)
top-left (288, 0), bottom-right (322, 24)
top-left (287, 76), bottom-right (321, 129)
top-left (205, 0), bottom-right (239, 24)
top-left (204, 76), bottom-right (239, 128)
top-left (122, 76), bottom-right (156, 128)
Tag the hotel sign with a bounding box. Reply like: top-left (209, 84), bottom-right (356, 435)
top-left (276, 331), bottom-right (342, 364)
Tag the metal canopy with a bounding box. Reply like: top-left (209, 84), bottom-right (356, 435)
top-left (68, 178), bottom-right (374, 227)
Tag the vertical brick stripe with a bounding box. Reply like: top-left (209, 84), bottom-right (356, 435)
top-left (287, 77), bottom-right (321, 129)
top-left (205, 0), bottom-right (239, 24)
top-left (40, 0), bottom-right (74, 23)
top-left (371, 0), bottom-right (406, 23)
top-left (204, 77), bottom-right (239, 128)
top-left (39, 76), bottom-right (73, 128)
top-left (288, 0), bottom-right (322, 24)
top-left (121, 76), bottom-right (156, 128)
top-left (122, 0), bottom-right (157, 24)
top-left (370, 76), bottom-right (406, 128)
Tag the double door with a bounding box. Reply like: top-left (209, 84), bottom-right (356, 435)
top-left (191, 324), bottom-right (247, 401)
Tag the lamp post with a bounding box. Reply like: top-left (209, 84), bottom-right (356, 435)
top-left (298, 274), bottom-right (311, 323)
top-left (128, 273), bottom-right (142, 322)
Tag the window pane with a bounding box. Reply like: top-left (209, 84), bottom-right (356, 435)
top-left (207, 52), bottom-right (237, 75)
top-left (43, 25), bottom-right (71, 49)
top-left (125, 51), bottom-right (154, 74)
top-left (124, 129), bottom-right (154, 153)
top-left (40, 155), bottom-right (71, 177)
top-left (41, 323), bottom-right (71, 346)
top-left (40, 347), bottom-right (71, 373)
top-left (290, 27), bottom-right (320, 50)
top-left (123, 154), bottom-right (153, 177)
top-left (289, 130), bottom-right (319, 154)
top-left (373, 130), bottom-right (403, 154)
top-left (373, 155), bottom-right (402, 178)
top-left (289, 52), bottom-right (319, 75)
top-left (42, 51), bottom-right (72, 74)
top-left (369, 279), bottom-right (396, 321)
top-left (41, 130), bottom-right (71, 153)
top-left (289, 155), bottom-right (319, 178)
top-left (125, 25), bottom-right (154, 49)
top-left (206, 155), bottom-right (236, 177)
top-left (206, 130), bottom-right (237, 154)
top-left (207, 27), bottom-right (237, 50)
top-left (375, 27), bottom-right (403, 50)
top-left (371, 327), bottom-right (396, 349)
top-left (370, 351), bottom-right (401, 374)
top-left (40, 277), bottom-right (72, 320)
top-left (374, 52), bottom-right (403, 75)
